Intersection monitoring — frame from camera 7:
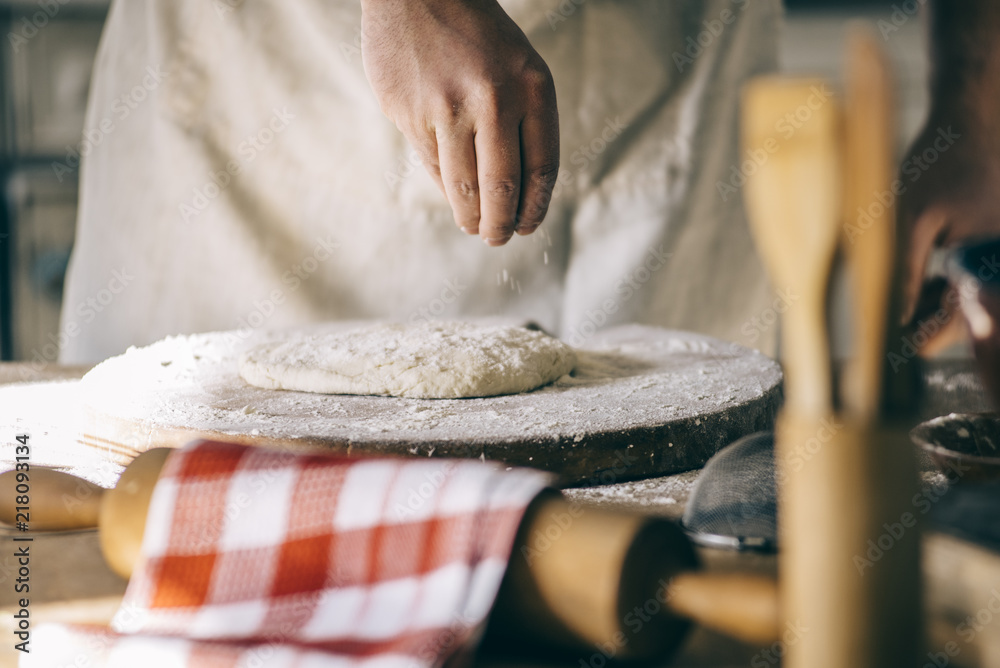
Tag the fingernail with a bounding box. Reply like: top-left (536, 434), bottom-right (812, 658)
top-left (461, 226), bottom-right (479, 235)
top-left (515, 223), bottom-right (539, 235)
top-left (484, 233), bottom-right (512, 247)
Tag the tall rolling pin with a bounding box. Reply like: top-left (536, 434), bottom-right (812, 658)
top-left (0, 452), bottom-right (778, 661)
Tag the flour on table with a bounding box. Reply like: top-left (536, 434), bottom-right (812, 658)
top-left (238, 321), bottom-right (577, 399)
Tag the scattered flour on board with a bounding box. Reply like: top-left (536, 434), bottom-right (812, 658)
top-left (75, 323), bottom-right (783, 479)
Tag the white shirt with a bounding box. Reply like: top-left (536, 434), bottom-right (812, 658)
top-left (60, 0), bottom-right (782, 363)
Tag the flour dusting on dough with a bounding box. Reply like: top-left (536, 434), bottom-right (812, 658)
top-left (239, 321), bottom-right (577, 399)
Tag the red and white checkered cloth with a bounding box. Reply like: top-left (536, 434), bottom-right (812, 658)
top-left (26, 440), bottom-right (552, 667)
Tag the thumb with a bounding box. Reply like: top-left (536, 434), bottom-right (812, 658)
top-left (900, 204), bottom-right (950, 325)
top-left (902, 276), bottom-right (968, 357)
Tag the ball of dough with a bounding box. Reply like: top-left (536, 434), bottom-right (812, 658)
top-left (239, 321), bottom-right (577, 399)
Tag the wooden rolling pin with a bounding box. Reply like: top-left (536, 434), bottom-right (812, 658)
top-left (0, 449), bottom-right (170, 580)
top-left (0, 452), bottom-right (778, 661)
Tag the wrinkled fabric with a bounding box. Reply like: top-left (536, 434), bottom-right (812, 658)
top-left (24, 440), bottom-right (552, 667)
top-left (60, 0), bottom-right (781, 363)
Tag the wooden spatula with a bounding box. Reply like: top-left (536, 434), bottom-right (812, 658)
top-left (741, 77), bottom-right (841, 417)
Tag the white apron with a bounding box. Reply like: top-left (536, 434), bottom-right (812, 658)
top-left (60, 0), bottom-right (782, 363)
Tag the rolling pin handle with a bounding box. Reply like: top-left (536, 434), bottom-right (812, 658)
top-left (0, 467), bottom-right (104, 531)
top-left (0, 448), bottom-right (172, 582)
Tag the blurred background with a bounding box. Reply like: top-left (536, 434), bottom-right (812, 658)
top-left (0, 0), bottom-right (929, 362)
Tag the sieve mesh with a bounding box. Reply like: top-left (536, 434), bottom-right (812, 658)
top-left (681, 431), bottom-right (777, 552)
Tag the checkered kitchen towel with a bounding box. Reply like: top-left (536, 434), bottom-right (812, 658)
top-left (26, 440), bottom-right (552, 667)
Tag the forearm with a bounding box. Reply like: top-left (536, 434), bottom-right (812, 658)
top-left (930, 0), bottom-right (1000, 127)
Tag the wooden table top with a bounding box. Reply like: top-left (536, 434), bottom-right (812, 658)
top-left (1, 362), bottom-right (997, 667)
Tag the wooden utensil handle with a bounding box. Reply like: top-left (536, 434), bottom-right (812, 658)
top-left (489, 494), bottom-right (779, 660)
top-left (0, 467), bottom-right (104, 530)
top-left (841, 25), bottom-right (896, 420)
top-left (666, 572), bottom-right (779, 647)
top-left (740, 76), bottom-right (842, 418)
top-left (783, 290), bottom-right (835, 416)
top-left (0, 449), bottom-right (172, 579)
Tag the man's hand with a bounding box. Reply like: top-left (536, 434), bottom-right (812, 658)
top-left (899, 0), bottom-right (1000, 351)
top-left (899, 111), bottom-right (1000, 331)
top-left (361, 0), bottom-right (559, 246)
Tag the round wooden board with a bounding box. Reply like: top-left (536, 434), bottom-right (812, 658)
top-left (76, 323), bottom-right (782, 485)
